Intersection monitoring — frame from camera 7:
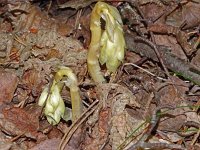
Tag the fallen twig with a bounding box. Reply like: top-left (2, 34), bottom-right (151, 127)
top-left (127, 106), bottom-right (186, 150)
top-left (59, 100), bottom-right (99, 150)
top-left (123, 63), bottom-right (167, 81)
top-left (125, 33), bottom-right (200, 85)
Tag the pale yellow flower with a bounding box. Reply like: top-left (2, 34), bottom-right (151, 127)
top-left (87, 2), bottom-right (125, 83)
top-left (38, 67), bottom-right (83, 125)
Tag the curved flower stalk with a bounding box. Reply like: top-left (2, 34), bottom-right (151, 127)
top-left (38, 66), bottom-right (83, 125)
top-left (87, 2), bottom-right (126, 83)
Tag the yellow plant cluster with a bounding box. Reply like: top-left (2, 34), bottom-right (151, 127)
top-left (38, 2), bottom-right (125, 125)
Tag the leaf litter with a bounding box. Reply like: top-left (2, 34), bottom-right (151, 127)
top-left (0, 0), bottom-right (199, 150)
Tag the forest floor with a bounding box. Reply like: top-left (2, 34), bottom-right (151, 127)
top-left (0, 0), bottom-right (199, 150)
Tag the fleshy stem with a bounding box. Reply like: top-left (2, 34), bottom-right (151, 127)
top-left (87, 2), bottom-right (125, 83)
top-left (87, 3), bottom-right (106, 83)
top-left (55, 66), bottom-right (83, 121)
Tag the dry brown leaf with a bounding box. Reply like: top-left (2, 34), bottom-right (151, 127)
top-left (30, 138), bottom-right (61, 150)
top-left (154, 34), bottom-right (187, 60)
top-left (148, 23), bottom-right (194, 55)
top-left (141, 3), bottom-right (165, 24)
top-left (0, 69), bottom-right (18, 105)
top-left (191, 49), bottom-right (200, 68)
top-left (155, 77), bottom-right (189, 131)
top-left (22, 68), bottom-right (40, 89)
top-left (83, 83), bottom-right (141, 149)
top-left (0, 106), bottom-right (40, 138)
top-left (155, 76), bottom-right (189, 106)
top-left (166, 2), bottom-right (200, 29)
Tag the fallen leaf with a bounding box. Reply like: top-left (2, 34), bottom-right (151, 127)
top-left (0, 106), bottom-right (40, 138)
top-left (22, 68), bottom-right (40, 90)
top-left (30, 138), bottom-right (61, 150)
top-left (0, 69), bottom-right (18, 105)
top-left (166, 2), bottom-right (200, 29)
